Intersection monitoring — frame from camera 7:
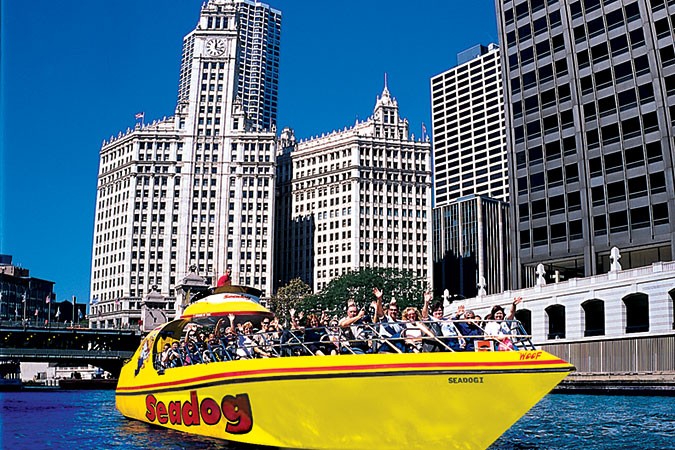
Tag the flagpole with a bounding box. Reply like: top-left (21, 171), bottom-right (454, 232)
top-left (48, 296), bottom-right (51, 328)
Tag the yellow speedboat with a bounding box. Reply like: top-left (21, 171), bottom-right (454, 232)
top-left (116, 286), bottom-right (574, 449)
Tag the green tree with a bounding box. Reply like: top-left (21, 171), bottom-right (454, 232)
top-left (267, 278), bottom-right (312, 323)
top-left (304, 267), bottom-right (429, 316)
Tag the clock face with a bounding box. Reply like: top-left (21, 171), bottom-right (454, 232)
top-left (205, 38), bottom-right (227, 56)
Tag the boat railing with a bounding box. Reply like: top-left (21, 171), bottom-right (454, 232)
top-left (154, 318), bottom-right (535, 370)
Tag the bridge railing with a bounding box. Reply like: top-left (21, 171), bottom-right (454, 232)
top-left (0, 348), bottom-right (134, 360)
top-left (0, 320), bottom-right (89, 330)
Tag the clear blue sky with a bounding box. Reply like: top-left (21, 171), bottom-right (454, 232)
top-left (0, 0), bottom-right (498, 305)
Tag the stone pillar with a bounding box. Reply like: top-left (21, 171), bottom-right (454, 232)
top-left (140, 286), bottom-right (169, 332)
top-left (174, 265), bottom-right (210, 318)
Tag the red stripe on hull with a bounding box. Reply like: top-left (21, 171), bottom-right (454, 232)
top-left (117, 358), bottom-right (567, 392)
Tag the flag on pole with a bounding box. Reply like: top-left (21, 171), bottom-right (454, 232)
top-left (22, 292), bottom-right (27, 303)
top-left (135, 112), bottom-right (145, 120)
top-left (34, 308), bottom-right (38, 317)
top-left (421, 123), bottom-right (427, 140)
top-left (55, 307), bottom-right (61, 319)
top-left (46, 295), bottom-right (51, 304)
top-left (78, 309), bottom-right (83, 320)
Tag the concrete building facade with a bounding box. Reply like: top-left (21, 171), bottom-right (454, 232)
top-left (275, 85), bottom-right (433, 292)
top-left (464, 259), bottom-right (675, 374)
top-left (431, 43), bottom-right (509, 205)
top-left (0, 255), bottom-right (55, 323)
top-left (90, 0), bottom-right (279, 328)
top-left (496, 0), bottom-right (675, 287)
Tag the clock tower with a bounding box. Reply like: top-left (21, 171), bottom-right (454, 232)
top-left (90, 1), bottom-right (281, 327)
top-left (172, 0), bottom-right (280, 297)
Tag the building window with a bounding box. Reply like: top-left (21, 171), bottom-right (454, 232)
top-left (545, 304), bottom-right (565, 339)
top-left (623, 293), bottom-right (649, 333)
top-left (582, 299), bottom-right (605, 337)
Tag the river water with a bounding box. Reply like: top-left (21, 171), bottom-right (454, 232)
top-left (1, 390), bottom-right (673, 449)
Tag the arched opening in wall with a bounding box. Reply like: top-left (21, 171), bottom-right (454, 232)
top-left (582, 299), bottom-right (605, 337)
top-left (545, 304), bottom-right (565, 339)
top-left (669, 288), bottom-right (675, 330)
top-left (623, 293), bottom-right (649, 333)
top-left (515, 309), bottom-right (532, 335)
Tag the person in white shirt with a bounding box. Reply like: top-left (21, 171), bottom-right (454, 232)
top-left (484, 297), bottom-right (522, 350)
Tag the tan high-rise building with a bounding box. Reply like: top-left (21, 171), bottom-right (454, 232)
top-left (275, 84), bottom-right (433, 292)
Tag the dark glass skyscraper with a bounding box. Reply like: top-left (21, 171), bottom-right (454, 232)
top-left (496, 0), bottom-right (675, 287)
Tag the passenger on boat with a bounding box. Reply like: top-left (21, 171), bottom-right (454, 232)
top-left (304, 313), bottom-right (337, 356)
top-left (484, 297), bottom-right (522, 351)
top-left (184, 340), bottom-right (203, 365)
top-left (421, 293), bottom-right (462, 352)
top-left (400, 307), bottom-right (432, 353)
top-left (159, 343), bottom-right (171, 368)
top-left (166, 341), bottom-right (183, 367)
top-left (338, 302), bottom-right (372, 354)
top-left (285, 309), bottom-right (309, 356)
top-left (203, 333), bottom-right (222, 362)
top-left (253, 317), bottom-right (279, 357)
top-left (373, 288), bottom-right (404, 353)
top-left (454, 308), bottom-right (483, 351)
top-left (219, 327), bottom-right (240, 360)
top-left (242, 321), bottom-right (271, 358)
top-left (228, 314), bottom-right (256, 359)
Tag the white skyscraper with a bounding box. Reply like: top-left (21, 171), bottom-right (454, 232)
top-left (90, 0), bottom-right (280, 328)
top-left (430, 44), bottom-right (512, 298)
top-left (430, 44), bottom-right (508, 206)
top-left (275, 84), bottom-right (433, 292)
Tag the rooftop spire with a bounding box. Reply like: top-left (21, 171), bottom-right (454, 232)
top-left (383, 72), bottom-right (389, 96)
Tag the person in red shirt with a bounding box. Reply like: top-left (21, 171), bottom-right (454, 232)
top-left (217, 268), bottom-right (232, 287)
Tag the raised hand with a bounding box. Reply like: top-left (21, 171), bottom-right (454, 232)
top-left (423, 291), bottom-right (432, 304)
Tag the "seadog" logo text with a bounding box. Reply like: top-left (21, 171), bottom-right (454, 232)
top-left (145, 390), bottom-right (253, 434)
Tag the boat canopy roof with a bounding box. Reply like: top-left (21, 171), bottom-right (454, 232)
top-left (181, 285), bottom-right (272, 319)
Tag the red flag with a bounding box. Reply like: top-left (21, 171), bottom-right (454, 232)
top-left (46, 295), bottom-right (51, 304)
top-left (135, 112), bottom-right (145, 119)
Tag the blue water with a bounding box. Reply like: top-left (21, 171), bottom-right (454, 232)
top-left (1, 391), bottom-right (673, 449)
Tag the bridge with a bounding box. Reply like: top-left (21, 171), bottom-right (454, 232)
top-left (0, 322), bottom-right (142, 376)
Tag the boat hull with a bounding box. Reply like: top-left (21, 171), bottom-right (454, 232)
top-left (117, 350), bottom-right (572, 449)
